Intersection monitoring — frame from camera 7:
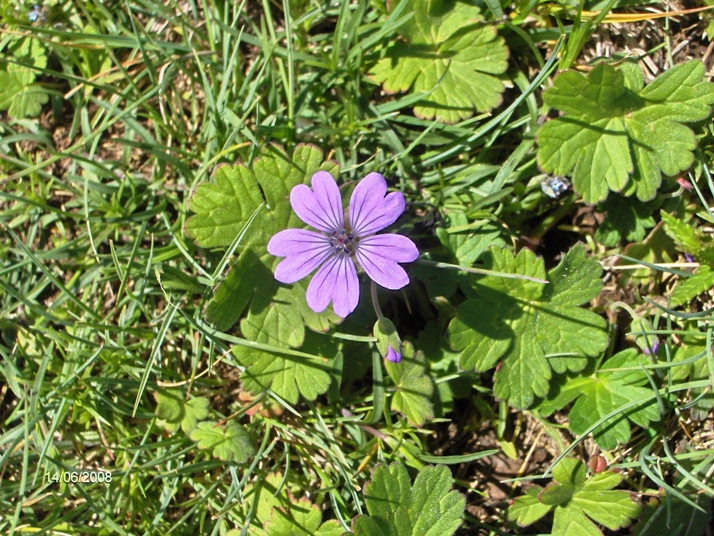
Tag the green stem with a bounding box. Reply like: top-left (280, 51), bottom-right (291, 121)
top-left (371, 281), bottom-right (385, 321)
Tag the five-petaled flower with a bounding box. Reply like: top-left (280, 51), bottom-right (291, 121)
top-left (267, 171), bottom-right (419, 317)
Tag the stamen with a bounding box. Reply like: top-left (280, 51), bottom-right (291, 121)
top-left (329, 230), bottom-right (355, 255)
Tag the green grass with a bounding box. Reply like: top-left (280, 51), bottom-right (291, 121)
top-left (1, 0), bottom-right (714, 534)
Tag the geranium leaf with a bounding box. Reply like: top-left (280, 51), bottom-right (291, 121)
top-left (537, 61), bottom-right (714, 203)
top-left (539, 482), bottom-right (576, 506)
top-left (552, 457), bottom-right (588, 487)
top-left (435, 211), bottom-right (505, 266)
top-left (352, 462), bottom-right (464, 536)
top-left (494, 328), bottom-right (552, 410)
top-left (409, 465), bottom-right (465, 535)
top-left (181, 398), bottom-right (211, 433)
top-left (185, 164), bottom-right (265, 248)
top-left (385, 343), bottom-right (435, 426)
top-left (240, 285), bottom-right (307, 349)
top-left (0, 37), bottom-right (48, 119)
top-left (239, 472), bottom-right (295, 535)
top-left (509, 459), bottom-right (640, 534)
top-left (551, 507), bottom-right (601, 536)
top-left (189, 421), bottom-right (254, 463)
top-left (233, 342), bottom-right (333, 405)
top-left (617, 224), bottom-right (677, 286)
top-left (538, 349), bottom-right (659, 449)
top-left (264, 498), bottom-right (343, 536)
top-left (241, 473), bottom-right (344, 536)
top-left (369, 0), bottom-right (508, 123)
top-left (508, 486), bottom-right (553, 526)
top-left (363, 462), bottom-right (413, 521)
top-left (448, 245), bottom-right (608, 408)
top-left (574, 471), bottom-right (641, 530)
top-left (203, 248), bottom-right (273, 331)
top-left (594, 195), bottom-right (658, 247)
top-left (661, 209), bottom-right (714, 271)
top-left (349, 515), bottom-right (390, 536)
top-left (0, 67), bottom-right (49, 119)
top-left (155, 389), bottom-right (210, 434)
top-left (9, 37), bottom-right (48, 70)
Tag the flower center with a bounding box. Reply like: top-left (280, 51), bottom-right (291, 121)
top-left (329, 230), bottom-right (355, 255)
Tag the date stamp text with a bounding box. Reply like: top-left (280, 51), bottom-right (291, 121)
top-left (45, 470), bottom-right (112, 484)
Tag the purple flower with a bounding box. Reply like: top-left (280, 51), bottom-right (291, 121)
top-left (643, 340), bottom-right (659, 355)
top-left (385, 346), bottom-right (402, 363)
top-left (267, 171), bottom-right (419, 317)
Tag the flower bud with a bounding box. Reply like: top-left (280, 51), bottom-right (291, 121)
top-left (374, 317), bottom-right (402, 363)
top-left (385, 345), bottom-right (402, 363)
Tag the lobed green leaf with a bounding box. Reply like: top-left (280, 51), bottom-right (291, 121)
top-left (233, 343), bottom-right (333, 405)
top-left (537, 61), bottom-right (714, 203)
top-left (538, 349), bottom-right (659, 449)
top-left (509, 459), bottom-right (640, 535)
top-left (369, 0), bottom-right (508, 123)
top-left (189, 421), bottom-right (254, 463)
top-left (0, 67), bottom-right (49, 119)
top-left (508, 486), bottom-right (553, 526)
top-left (264, 498), bottom-right (343, 536)
top-left (449, 245), bottom-right (607, 408)
top-left (385, 343), bottom-right (435, 426)
top-left (353, 461), bottom-right (464, 536)
top-left (435, 211), bottom-right (505, 266)
top-left (155, 389), bottom-right (210, 434)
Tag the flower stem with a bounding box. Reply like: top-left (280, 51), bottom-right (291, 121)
top-left (371, 281), bottom-right (384, 321)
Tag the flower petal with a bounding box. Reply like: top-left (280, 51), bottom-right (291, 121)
top-left (348, 172), bottom-right (406, 236)
top-left (268, 229), bottom-right (333, 284)
top-left (385, 346), bottom-right (402, 363)
top-left (306, 254), bottom-right (359, 317)
top-left (290, 171), bottom-right (344, 233)
top-left (355, 234), bottom-right (419, 290)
